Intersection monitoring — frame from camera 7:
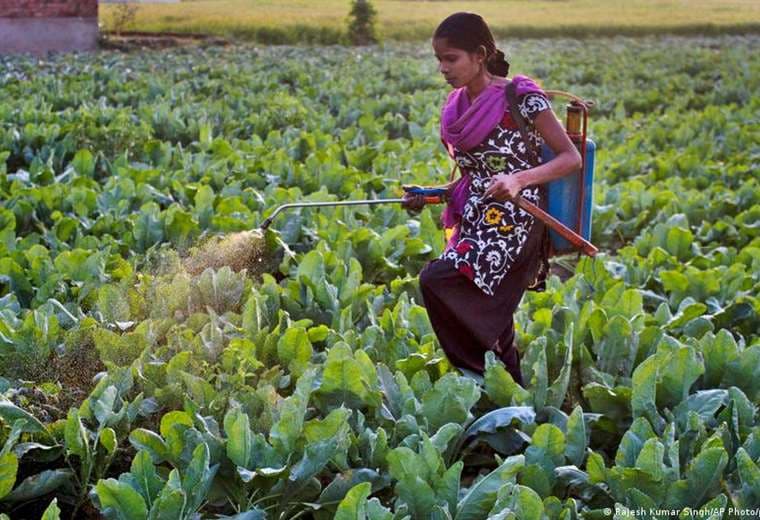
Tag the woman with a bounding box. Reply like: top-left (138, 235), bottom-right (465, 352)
top-left (403, 12), bottom-right (581, 384)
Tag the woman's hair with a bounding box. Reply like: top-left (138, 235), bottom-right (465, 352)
top-left (433, 12), bottom-right (509, 77)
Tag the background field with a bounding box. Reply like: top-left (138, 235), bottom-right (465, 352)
top-left (100, 0), bottom-right (760, 43)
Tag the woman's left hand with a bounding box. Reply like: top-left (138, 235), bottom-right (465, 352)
top-left (484, 173), bottom-right (526, 201)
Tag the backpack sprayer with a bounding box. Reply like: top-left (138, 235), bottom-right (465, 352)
top-left (542, 91), bottom-right (596, 256)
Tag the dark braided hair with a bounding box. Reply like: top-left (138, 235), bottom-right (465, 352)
top-left (433, 12), bottom-right (509, 77)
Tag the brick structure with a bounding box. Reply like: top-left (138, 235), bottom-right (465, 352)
top-left (0, 0), bottom-right (99, 54)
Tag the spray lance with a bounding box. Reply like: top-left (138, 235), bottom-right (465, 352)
top-left (258, 186), bottom-right (597, 257)
top-left (258, 186), bottom-right (445, 231)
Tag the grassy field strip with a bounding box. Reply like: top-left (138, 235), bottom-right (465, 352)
top-left (101, 0), bottom-right (760, 42)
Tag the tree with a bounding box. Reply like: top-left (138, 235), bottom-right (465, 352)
top-left (347, 0), bottom-right (378, 46)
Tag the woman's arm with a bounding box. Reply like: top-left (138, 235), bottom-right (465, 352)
top-left (484, 110), bottom-right (582, 201)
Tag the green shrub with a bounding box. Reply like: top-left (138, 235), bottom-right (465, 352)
top-left (347, 0), bottom-right (378, 45)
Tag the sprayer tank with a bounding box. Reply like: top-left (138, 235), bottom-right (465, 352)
top-left (540, 138), bottom-right (596, 254)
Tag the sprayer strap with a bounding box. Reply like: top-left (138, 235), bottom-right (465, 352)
top-left (444, 141), bottom-right (460, 183)
top-left (505, 81), bottom-right (540, 166)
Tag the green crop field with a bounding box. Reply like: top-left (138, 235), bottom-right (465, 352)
top-left (100, 0), bottom-right (760, 43)
top-left (1, 33), bottom-right (759, 519)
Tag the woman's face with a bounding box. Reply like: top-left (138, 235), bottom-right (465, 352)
top-left (432, 37), bottom-right (482, 89)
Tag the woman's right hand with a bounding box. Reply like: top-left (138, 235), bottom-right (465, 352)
top-left (401, 185), bottom-right (426, 213)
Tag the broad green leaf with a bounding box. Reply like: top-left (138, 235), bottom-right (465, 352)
top-left (421, 373), bottom-right (480, 432)
top-left (656, 345), bottom-right (704, 409)
top-left (99, 428), bottom-right (118, 456)
top-left (184, 443), bottom-right (218, 514)
top-left (149, 470), bottom-right (185, 520)
top-left (0, 452), bottom-right (18, 500)
top-left (521, 463), bottom-right (554, 501)
top-left (298, 250), bottom-right (326, 284)
top-left (194, 266), bottom-right (246, 315)
top-left (582, 384), bottom-right (631, 422)
top-left (288, 437), bottom-right (341, 497)
top-left (1, 469), bottom-right (73, 503)
top-left (335, 482), bottom-right (372, 520)
top-left (634, 438), bottom-right (665, 481)
top-left (366, 498), bottom-right (394, 520)
top-left (615, 418), bottom-right (656, 468)
top-left (387, 447), bottom-right (431, 484)
top-left (664, 226), bottom-right (693, 261)
top-left (271, 368), bottom-right (315, 454)
top-left (600, 284), bottom-right (644, 320)
top-left (163, 205), bottom-right (200, 250)
top-left (490, 484), bottom-right (544, 520)
top-left (484, 352), bottom-right (531, 406)
top-left (696, 494), bottom-right (727, 520)
top-left (0, 258), bottom-right (33, 305)
top-left (735, 448), bottom-right (760, 506)
top-left (194, 184), bottom-right (215, 228)
top-left (565, 406), bottom-right (587, 467)
top-left (54, 248), bottom-right (106, 283)
top-left (724, 345), bottom-right (760, 402)
top-left (317, 344), bottom-right (379, 410)
top-left (435, 461), bottom-right (463, 516)
top-left (40, 498), bottom-right (61, 520)
top-left (626, 488), bottom-right (657, 510)
top-left (630, 355), bottom-right (664, 431)
top-left (547, 338), bottom-right (573, 409)
top-left (97, 285), bottom-right (131, 324)
top-left (660, 270), bottom-right (689, 295)
top-left (129, 429), bottom-right (169, 464)
top-left (455, 455), bottom-right (525, 520)
top-left (276, 327), bottom-right (313, 378)
top-left (528, 424), bottom-right (566, 467)
top-left (529, 340), bottom-right (548, 409)
top-left (225, 408), bottom-right (254, 469)
top-left (0, 401), bottom-right (50, 437)
top-left (430, 423), bottom-right (464, 461)
top-left (64, 408), bottom-right (89, 459)
top-left (93, 329), bottom-right (146, 368)
top-left (304, 407), bottom-right (351, 444)
top-left (160, 410), bottom-right (194, 463)
top-left (553, 466), bottom-right (590, 500)
top-left (125, 450), bottom-right (164, 509)
top-left (459, 407), bottom-right (535, 446)
top-left (72, 149), bottom-right (95, 177)
top-left (664, 447), bottom-right (728, 510)
top-left (673, 389), bottom-right (728, 432)
top-left (666, 301), bottom-right (706, 330)
top-left (724, 387), bottom-right (756, 434)
top-left (395, 475), bottom-right (437, 519)
top-left (586, 451), bottom-right (607, 484)
top-left (95, 479), bottom-right (149, 520)
top-left (699, 330), bottom-right (739, 387)
top-left (308, 324), bottom-right (330, 343)
top-left (596, 315), bottom-right (636, 378)
top-left (318, 468), bottom-right (385, 507)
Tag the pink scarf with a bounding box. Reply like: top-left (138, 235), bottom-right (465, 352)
top-left (440, 75), bottom-right (546, 246)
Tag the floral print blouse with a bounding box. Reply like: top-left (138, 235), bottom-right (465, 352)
top-left (441, 92), bottom-right (551, 296)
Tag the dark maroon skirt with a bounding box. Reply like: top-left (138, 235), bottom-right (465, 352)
top-left (419, 219), bottom-right (547, 385)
